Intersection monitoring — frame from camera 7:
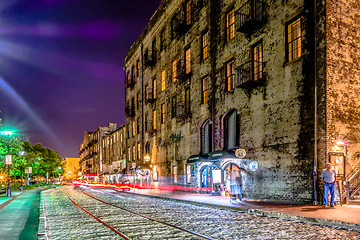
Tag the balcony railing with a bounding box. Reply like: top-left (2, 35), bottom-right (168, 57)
top-left (175, 67), bottom-right (191, 86)
top-left (125, 79), bottom-right (135, 89)
top-left (144, 121), bottom-right (156, 133)
top-left (235, 60), bottom-right (265, 89)
top-left (175, 101), bottom-right (191, 119)
top-left (144, 55), bottom-right (156, 68)
top-left (236, 0), bottom-right (265, 34)
top-left (145, 89), bottom-right (156, 104)
top-left (174, 20), bottom-right (191, 35)
top-left (125, 105), bottom-right (135, 118)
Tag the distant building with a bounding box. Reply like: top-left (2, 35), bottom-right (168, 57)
top-left (79, 123), bottom-right (118, 181)
top-left (124, 0), bottom-right (360, 202)
top-left (63, 157), bottom-right (80, 180)
top-left (102, 125), bottom-right (127, 183)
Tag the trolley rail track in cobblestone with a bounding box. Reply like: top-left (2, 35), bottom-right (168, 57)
top-left (67, 186), bottom-right (214, 240)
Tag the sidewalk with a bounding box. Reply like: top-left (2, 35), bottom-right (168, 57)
top-left (0, 189), bottom-right (42, 240)
top-left (127, 188), bottom-right (360, 232)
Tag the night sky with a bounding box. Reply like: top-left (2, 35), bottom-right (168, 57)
top-left (0, 0), bottom-right (162, 157)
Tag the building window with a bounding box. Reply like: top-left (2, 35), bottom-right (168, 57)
top-left (160, 28), bottom-right (166, 51)
top-left (128, 124), bottom-right (131, 139)
top-left (172, 59), bottom-right (177, 82)
top-left (137, 117), bottom-right (141, 134)
top-left (136, 60), bottom-right (140, 78)
top-left (185, 87), bottom-right (190, 114)
top-left (128, 147), bottom-right (131, 161)
top-left (136, 92), bottom-right (140, 109)
top-left (201, 76), bottom-right (209, 104)
top-left (145, 142), bottom-right (150, 154)
top-left (153, 109), bottom-right (157, 130)
top-left (152, 39), bottom-right (157, 61)
top-left (132, 121), bottom-right (136, 136)
top-left (171, 15), bottom-right (176, 40)
top-left (161, 103), bottom-right (166, 124)
top-left (185, 47), bottom-right (191, 74)
top-left (161, 70), bottom-right (166, 91)
top-left (132, 145), bottom-right (136, 161)
top-left (253, 42), bottom-right (263, 81)
top-left (137, 143), bottom-right (141, 160)
top-left (171, 96), bottom-right (177, 118)
top-left (224, 110), bottom-right (239, 149)
top-left (185, 0), bottom-right (192, 25)
top-left (225, 59), bottom-right (235, 92)
top-left (145, 85), bottom-right (149, 100)
top-left (131, 66), bottom-right (135, 83)
top-left (226, 9), bottom-right (235, 42)
top-left (201, 31), bottom-right (209, 60)
top-left (152, 78), bottom-right (157, 99)
top-left (201, 120), bottom-right (212, 154)
top-left (287, 17), bottom-right (301, 62)
top-left (145, 114), bottom-right (148, 131)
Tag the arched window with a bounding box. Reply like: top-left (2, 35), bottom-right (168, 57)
top-left (145, 142), bottom-right (151, 154)
top-left (200, 119), bottom-right (212, 154)
top-left (224, 110), bottom-right (239, 149)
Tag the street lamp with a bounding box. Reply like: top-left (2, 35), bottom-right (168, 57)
top-left (0, 130), bottom-right (13, 197)
top-left (37, 157), bottom-right (41, 188)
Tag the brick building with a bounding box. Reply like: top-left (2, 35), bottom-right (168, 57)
top-left (102, 125), bottom-right (127, 183)
top-left (79, 123), bottom-right (118, 181)
top-left (124, 0), bottom-right (360, 202)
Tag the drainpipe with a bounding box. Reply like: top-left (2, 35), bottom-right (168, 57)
top-left (313, 0), bottom-right (318, 205)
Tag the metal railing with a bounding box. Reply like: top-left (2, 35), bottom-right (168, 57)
top-left (236, 0), bottom-right (265, 33)
top-left (346, 167), bottom-right (360, 203)
top-left (235, 60), bottom-right (264, 88)
top-left (175, 101), bottom-right (191, 118)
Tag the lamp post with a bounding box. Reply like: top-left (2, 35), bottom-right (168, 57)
top-left (37, 157), bottom-right (41, 188)
top-left (1, 130), bottom-right (13, 197)
top-left (19, 151), bottom-right (25, 191)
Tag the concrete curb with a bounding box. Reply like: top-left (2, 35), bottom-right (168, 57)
top-left (123, 190), bottom-right (360, 233)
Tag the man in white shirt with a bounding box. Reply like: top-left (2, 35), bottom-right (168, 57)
top-left (321, 163), bottom-right (337, 207)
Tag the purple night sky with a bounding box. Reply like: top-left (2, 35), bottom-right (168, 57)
top-left (0, 0), bottom-right (162, 157)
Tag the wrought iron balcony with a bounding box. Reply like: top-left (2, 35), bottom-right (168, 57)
top-left (174, 20), bottom-right (191, 35)
top-left (236, 0), bottom-right (265, 34)
top-left (235, 60), bottom-right (265, 89)
top-left (175, 101), bottom-right (191, 119)
top-left (175, 67), bottom-right (191, 86)
top-left (145, 89), bottom-right (156, 104)
top-left (125, 79), bottom-right (135, 89)
top-left (144, 121), bottom-right (156, 133)
top-left (125, 105), bottom-right (135, 118)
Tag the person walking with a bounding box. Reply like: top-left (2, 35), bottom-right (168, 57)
top-left (321, 163), bottom-right (337, 207)
top-left (229, 169), bottom-right (242, 203)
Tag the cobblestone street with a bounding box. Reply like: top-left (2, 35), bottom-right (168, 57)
top-left (38, 186), bottom-right (360, 239)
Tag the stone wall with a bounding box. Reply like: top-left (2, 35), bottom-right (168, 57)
top-left (326, 0), bottom-right (360, 177)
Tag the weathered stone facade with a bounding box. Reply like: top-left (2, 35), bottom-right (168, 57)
top-left (79, 123), bottom-right (118, 180)
top-left (102, 125), bottom-right (127, 182)
top-left (124, 0), bottom-right (360, 202)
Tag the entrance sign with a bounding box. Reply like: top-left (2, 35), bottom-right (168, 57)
top-left (5, 155), bottom-right (12, 165)
top-left (235, 149), bottom-right (246, 159)
top-left (249, 161), bottom-right (258, 172)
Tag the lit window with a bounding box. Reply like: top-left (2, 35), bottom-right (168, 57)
top-left (226, 60), bottom-right (235, 91)
top-left (172, 60), bottom-right (177, 82)
top-left (132, 121), bottom-right (135, 136)
top-left (153, 79), bottom-right (157, 99)
top-left (161, 103), bottom-right (166, 124)
top-left (153, 109), bottom-right (157, 130)
top-left (161, 70), bottom-right (166, 91)
top-left (202, 77), bottom-right (209, 104)
top-left (185, 47), bottom-right (191, 74)
top-left (186, 0), bottom-right (192, 25)
top-left (185, 87), bottom-right (190, 114)
top-left (253, 42), bottom-right (263, 81)
top-left (132, 145), bottom-right (136, 161)
top-left (287, 18), bottom-right (301, 61)
top-left (128, 147), bottom-right (131, 161)
top-left (137, 143), bottom-right (141, 160)
top-left (202, 31), bottom-right (209, 60)
top-left (226, 9), bottom-right (235, 42)
top-left (145, 85), bottom-right (149, 100)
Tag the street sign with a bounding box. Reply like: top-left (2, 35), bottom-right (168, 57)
top-left (5, 155), bottom-right (12, 165)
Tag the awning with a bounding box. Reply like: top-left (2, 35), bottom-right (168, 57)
top-left (208, 150), bottom-right (237, 161)
top-left (87, 173), bottom-right (97, 177)
top-left (187, 154), bottom-right (209, 164)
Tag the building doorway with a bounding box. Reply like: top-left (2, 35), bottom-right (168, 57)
top-left (223, 162), bottom-right (242, 195)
